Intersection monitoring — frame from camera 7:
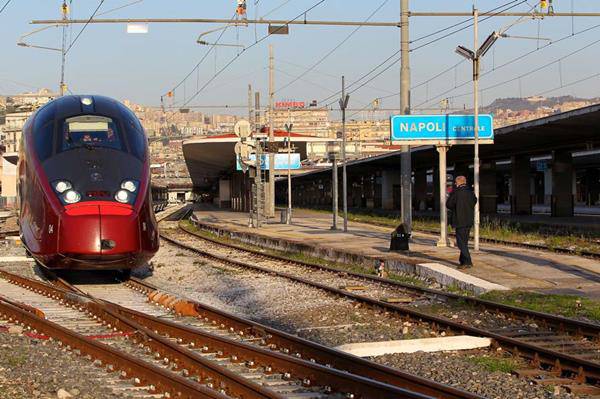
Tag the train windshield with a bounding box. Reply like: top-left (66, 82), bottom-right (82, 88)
top-left (61, 115), bottom-right (125, 152)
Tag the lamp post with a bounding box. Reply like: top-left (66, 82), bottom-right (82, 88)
top-left (284, 110), bottom-right (293, 224)
top-left (339, 76), bottom-right (350, 232)
top-left (455, 8), bottom-right (498, 252)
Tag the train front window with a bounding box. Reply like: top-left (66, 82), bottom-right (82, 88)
top-left (61, 115), bottom-right (125, 152)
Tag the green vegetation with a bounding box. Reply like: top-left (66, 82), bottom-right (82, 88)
top-left (481, 290), bottom-right (600, 322)
top-left (467, 355), bottom-right (520, 374)
top-left (3, 352), bottom-right (27, 368)
top-left (300, 208), bottom-right (600, 255)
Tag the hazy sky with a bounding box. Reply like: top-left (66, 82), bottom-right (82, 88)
top-left (1, 0), bottom-right (599, 115)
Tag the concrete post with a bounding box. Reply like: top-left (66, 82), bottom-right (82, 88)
top-left (437, 146), bottom-right (449, 247)
top-left (510, 155), bottom-right (532, 215)
top-left (551, 150), bottom-right (574, 217)
top-left (480, 161), bottom-right (497, 214)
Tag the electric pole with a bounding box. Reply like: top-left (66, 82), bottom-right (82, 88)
top-left (247, 83), bottom-right (253, 226)
top-left (254, 91), bottom-right (262, 227)
top-left (473, 8), bottom-right (481, 251)
top-left (268, 44), bottom-right (275, 218)
top-left (400, 0), bottom-right (412, 232)
top-left (59, 1), bottom-right (68, 96)
top-left (285, 109), bottom-right (293, 224)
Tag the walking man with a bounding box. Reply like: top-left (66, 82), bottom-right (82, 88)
top-left (446, 176), bottom-right (477, 268)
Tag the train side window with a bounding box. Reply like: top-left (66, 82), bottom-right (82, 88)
top-left (121, 108), bottom-right (147, 161)
top-left (33, 103), bottom-right (56, 162)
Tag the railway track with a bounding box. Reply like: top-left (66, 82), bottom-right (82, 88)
top-left (0, 268), bottom-right (477, 399)
top-left (160, 211), bottom-right (600, 396)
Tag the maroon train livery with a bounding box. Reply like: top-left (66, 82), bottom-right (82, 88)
top-left (18, 95), bottom-right (159, 271)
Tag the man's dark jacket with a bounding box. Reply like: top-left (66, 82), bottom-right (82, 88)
top-left (446, 185), bottom-right (477, 228)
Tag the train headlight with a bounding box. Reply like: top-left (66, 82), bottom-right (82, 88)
top-left (121, 180), bottom-right (138, 192)
top-left (54, 180), bottom-right (72, 193)
top-left (63, 190), bottom-right (81, 204)
top-left (115, 189), bottom-right (130, 203)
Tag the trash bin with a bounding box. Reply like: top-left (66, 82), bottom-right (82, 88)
top-left (390, 224), bottom-right (410, 251)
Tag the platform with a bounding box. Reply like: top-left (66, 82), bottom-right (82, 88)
top-left (191, 208), bottom-right (600, 298)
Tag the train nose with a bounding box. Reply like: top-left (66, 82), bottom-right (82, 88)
top-left (59, 202), bottom-right (139, 256)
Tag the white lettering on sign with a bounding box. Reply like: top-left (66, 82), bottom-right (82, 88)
top-left (399, 122), bottom-right (446, 133)
top-left (452, 125), bottom-right (486, 132)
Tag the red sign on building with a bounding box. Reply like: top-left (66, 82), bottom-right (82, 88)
top-left (275, 100), bottom-right (305, 109)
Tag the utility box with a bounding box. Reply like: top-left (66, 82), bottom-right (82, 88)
top-left (390, 224), bottom-right (410, 251)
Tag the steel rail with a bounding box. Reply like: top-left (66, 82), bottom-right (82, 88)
top-left (105, 300), bottom-right (434, 399)
top-left (181, 220), bottom-right (600, 340)
top-left (160, 231), bottom-right (600, 385)
top-left (0, 296), bottom-right (229, 399)
top-left (125, 277), bottom-right (481, 399)
top-left (1, 269), bottom-right (445, 399)
top-left (0, 270), bottom-right (285, 398)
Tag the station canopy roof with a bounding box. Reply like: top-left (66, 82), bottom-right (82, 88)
top-left (183, 130), bottom-right (332, 189)
top-left (289, 103), bottom-right (600, 180)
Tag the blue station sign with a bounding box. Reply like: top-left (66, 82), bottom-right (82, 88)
top-left (390, 114), bottom-right (494, 144)
top-left (237, 153), bottom-right (302, 171)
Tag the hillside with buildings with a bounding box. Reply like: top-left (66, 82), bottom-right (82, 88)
top-left (1, 90), bottom-right (598, 196)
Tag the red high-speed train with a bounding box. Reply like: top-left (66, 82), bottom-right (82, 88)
top-left (18, 95), bottom-right (159, 271)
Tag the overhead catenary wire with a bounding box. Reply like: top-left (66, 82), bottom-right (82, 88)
top-left (275, 0), bottom-right (390, 94)
top-left (181, 0), bottom-right (328, 108)
top-left (317, 0), bottom-right (526, 107)
top-left (261, 0), bottom-right (294, 19)
top-left (65, 0), bottom-right (105, 54)
top-left (416, 32), bottom-right (600, 108)
top-left (97, 0), bottom-right (144, 17)
top-left (410, 0), bottom-right (528, 52)
top-left (410, 0), bottom-right (521, 44)
top-left (414, 12), bottom-right (600, 109)
top-left (164, 11), bottom-right (239, 99)
top-left (0, 0), bottom-right (13, 15)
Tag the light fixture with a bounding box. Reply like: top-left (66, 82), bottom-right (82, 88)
top-left (115, 190), bottom-right (129, 203)
top-left (121, 180), bottom-right (138, 192)
top-left (63, 190), bottom-right (81, 204)
top-left (455, 45), bottom-right (475, 60)
top-left (54, 180), bottom-right (72, 193)
top-left (477, 32), bottom-right (499, 58)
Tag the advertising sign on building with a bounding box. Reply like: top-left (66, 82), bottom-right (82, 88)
top-left (275, 100), bottom-right (305, 109)
top-left (390, 114), bottom-right (494, 145)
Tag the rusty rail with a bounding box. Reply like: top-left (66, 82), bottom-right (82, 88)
top-left (0, 296), bottom-right (229, 399)
top-left (179, 221), bottom-right (600, 340)
top-left (125, 278), bottom-right (483, 399)
top-left (161, 230), bottom-right (600, 386)
top-left (0, 269), bottom-right (450, 399)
